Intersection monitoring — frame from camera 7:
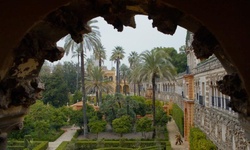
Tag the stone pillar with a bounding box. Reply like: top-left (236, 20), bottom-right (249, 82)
top-left (183, 74), bottom-right (194, 142)
top-left (184, 100), bottom-right (194, 141)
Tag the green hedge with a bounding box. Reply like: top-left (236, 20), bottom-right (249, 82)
top-left (56, 140), bottom-right (170, 150)
top-left (172, 103), bottom-right (184, 136)
top-left (56, 141), bottom-right (70, 150)
top-left (7, 141), bottom-right (48, 150)
top-left (33, 141), bottom-right (49, 150)
top-left (74, 140), bottom-right (168, 150)
top-left (189, 127), bottom-right (217, 150)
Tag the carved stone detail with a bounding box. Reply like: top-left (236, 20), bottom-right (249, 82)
top-left (217, 73), bottom-right (249, 116)
top-left (194, 104), bottom-right (250, 149)
top-left (192, 27), bottom-right (219, 60)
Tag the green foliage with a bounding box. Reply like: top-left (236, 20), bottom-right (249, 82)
top-left (62, 61), bottom-right (79, 93)
top-left (131, 96), bottom-right (147, 116)
top-left (155, 108), bottom-right (169, 127)
top-left (74, 140), bottom-right (168, 150)
top-left (71, 90), bottom-right (82, 104)
top-left (112, 115), bottom-right (133, 137)
top-left (154, 47), bottom-right (187, 73)
top-left (7, 141), bottom-right (48, 150)
top-left (100, 94), bottom-right (138, 124)
top-left (88, 118), bottom-right (107, 136)
top-left (8, 101), bottom-right (72, 141)
top-left (136, 117), bottom-right (152, 138)
top-left (172, 104), bottom-right (184, 136)
top-left (190, 127), bottom-right (217, 150)
top-left (40, 63), bottom-right (70, 107)
top-left (33, 141), bottom-right (49, 150)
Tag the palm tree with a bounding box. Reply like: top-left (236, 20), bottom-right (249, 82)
top-left (120, 64), bottom-right (130, 95)
top-left (128, 51), bottom-right (139, 95)
top-left (129, 63), bottom-right (143, 96)
top-left (64, 19), bottom-right (101, 137)
top-left (94, 44), bottom-right (106, 68)
top-left (86, 57), bottom-right (94, 75)
top-left (110, 46), bottom-right (125, 93)
top-left (138, 48), bottom-right (176, 138)
top-left (85, 66), bottom-right (114, 106)
top-left (94, 44), bottom-right (106, 104)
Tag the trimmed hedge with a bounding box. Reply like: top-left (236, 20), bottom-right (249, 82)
top-left (172, 103), bottom-right (184, 136)
top-left (56, 141), bottom-right (70, 150)
top-left (7, 141), bottom-right (48, 150)
top-left (33, 141), bottom-right (49, 150)
top-left (189, 127), bottom-right (217, 150)
top-left (56, 140), bottom-right (171, 150)
top-left (49, 130), bottom-right (65, 142)
top-left (74, 140), bottom-right (168, 150)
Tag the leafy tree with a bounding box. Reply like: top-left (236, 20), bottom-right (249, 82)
top-left (136, 117), bottom-right (152, 138)
top-left (62, 61), bottom-right (78, 93)
top-left (64, 19), bottom-right (101, 137)
top-left (71, 90), bottom-right (83, 104)
top-left (110, 46), bottom-right (125, 93)
top-left (138, 48), bottom-right (176, 138)
top-left (88, 118), bottom-right (107, 138)
top-left (100, 94), bottom-right (138, 124)
top-left (155, 107), bottom-right (169, 127)
top-left (131, 96), bottom-right (147, 116)
top-left (41, 63), bottom-right (69, 107)
top-left (155, 47), bottom-right (187, 73)
top-left (112, 115), bottom-right (132, 137)
top-left (8, 101), bottom-right (71, 141)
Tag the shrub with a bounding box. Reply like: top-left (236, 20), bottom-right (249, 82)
top-left (112, 115), bottom-right (133, 137)
top-left (172, 104), bottom-right (184, 136)
top-left (136, 117), bottom-right (152, 138)
top-left (189, 127), bottom-right (217, 150)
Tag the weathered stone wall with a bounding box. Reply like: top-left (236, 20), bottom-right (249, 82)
top-left (194, 104), bottom-right (250, 150)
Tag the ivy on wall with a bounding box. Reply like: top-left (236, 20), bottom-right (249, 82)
top-left (172, 104), bottom-right (184, 136)
top-left (189, 127), bottom-right (217, 150)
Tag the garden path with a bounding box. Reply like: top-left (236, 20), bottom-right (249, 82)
top-left (47, 125), bottom-right (78, 150)
top-left (167, 120), bottom-right (189, 150)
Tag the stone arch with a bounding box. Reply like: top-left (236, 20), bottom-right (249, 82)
top-left (1, 1), bottom-right (250, 147)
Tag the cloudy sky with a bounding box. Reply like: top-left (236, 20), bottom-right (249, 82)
top-left (56, 15), bottom-right (187, 69)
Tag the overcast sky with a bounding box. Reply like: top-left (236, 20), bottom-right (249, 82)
top-left (56, 15), bottom-right (187, 69)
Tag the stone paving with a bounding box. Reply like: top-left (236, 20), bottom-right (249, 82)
top-left (47, 126), bottom-right (78, 150)
top-left (167, 120), bottom-right (189, 150)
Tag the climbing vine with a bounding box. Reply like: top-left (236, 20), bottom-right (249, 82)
top-left (189, 127), bottom-right (217, 150)
top-left (172, 104), bottom-right (184, 136)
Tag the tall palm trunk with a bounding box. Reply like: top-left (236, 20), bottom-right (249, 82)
top-left (99, 58), bottom-right (102, 104)
top-left (80, 43), bottom-right (88, 137)
top-left (152, 75), bottom-right (156, 139)
top-left (138, 82), bottom-right (141, 96)
top-left (124, 79), bottom-right (126, 95)
top-left (96, 88), bottom-right (99, 106)
top-left (76, 53), bottom-right (79, 91)
top-left (116, 59), bottom-right (120, 93)
top-left (133, 83), bottom-right (136, 96)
